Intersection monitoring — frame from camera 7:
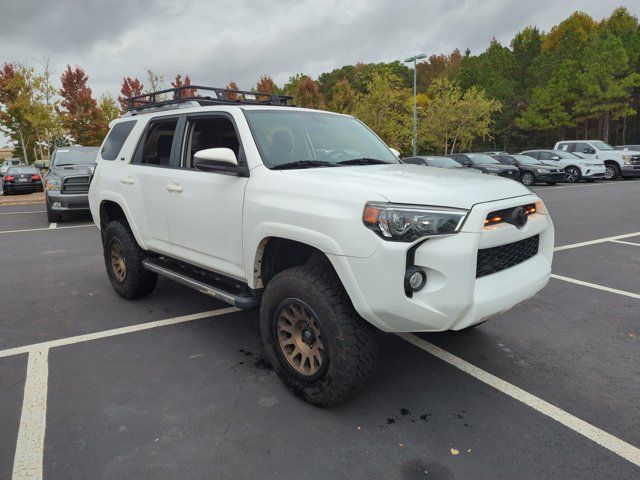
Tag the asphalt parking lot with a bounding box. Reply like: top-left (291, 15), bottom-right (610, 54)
top-left (1, 180), bottom-right (639, 480)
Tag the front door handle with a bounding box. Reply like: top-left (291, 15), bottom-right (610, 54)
top-left (166, 182), bottom-right (183, 193)
top-left (120, 176), bottom-right (135, 185)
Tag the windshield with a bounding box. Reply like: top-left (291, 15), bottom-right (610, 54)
top-left (52, 148), bottom-right (99, 166)
top-left (244, 110), bottom-right (399, 168)
top-left (426, 157), bottom-right (461, 167)
top-left (591, 141), bottom-right (614, 151)
top-left (466, 153), bottom-right (500, 164)
top-left (7, 166), bottom-right (37, 174)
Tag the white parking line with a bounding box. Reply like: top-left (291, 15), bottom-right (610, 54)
top-left (0, 307), bottom-right (239, 359)
top-left (0, 224), bottom-right (93, 235)
top-left (554, 231), bottom-right (640, 251)
top-left (11, 348), bottom-right (49, 480)
top-left (399, 333), bottom-right (640, 468)
top-left (48, 223), bottom-right (56, 229)
top-left (550, 274), bottom-right (640, 299)
top-left (0, 210), bottom-right (46, 216)
top-left (609, 239), bottom-right (640, 247)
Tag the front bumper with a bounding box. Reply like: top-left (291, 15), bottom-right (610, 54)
top-left (535, 171), bottom-right (566, 182)
top-left (46, 190), bottom-right (90, 211)
top-left (621, 164), bottom-right (640, 177)
top-left (580, 165), bottom-right (606, 178)
top-left (331, 195), bottom-right (553, 332)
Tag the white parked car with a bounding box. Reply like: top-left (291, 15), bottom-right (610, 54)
top-left (0, 158), bottom-right (21, 176)
top-left (89, 86), bottom-right (554, 406)
top-left (520, 149), bottom-right (606, 183)
top-left (553, 140), bottom-right (640, 180)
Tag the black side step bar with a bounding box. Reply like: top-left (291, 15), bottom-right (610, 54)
top-left (142, 258), bottom-right (259, 309)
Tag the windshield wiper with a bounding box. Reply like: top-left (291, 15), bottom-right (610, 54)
top-left (271, 160), bottom-right (339, 170)
top-left (337, 158), bottom-right (391, 166)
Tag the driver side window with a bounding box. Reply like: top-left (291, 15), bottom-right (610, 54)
top-left (183, 116), bottom-right (242, 169)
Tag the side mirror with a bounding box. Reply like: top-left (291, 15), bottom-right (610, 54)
top-left (389, 147), bottom-right (401, 158)
top-left (193, 148), bottom-right (238, 171)
top-left (551, 156), bottom-right (560, 160)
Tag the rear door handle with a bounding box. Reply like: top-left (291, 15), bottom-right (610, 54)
top-left (166, 182), bottom-right (183, 193)
top-left (120, 176), bottom-right (135, 185)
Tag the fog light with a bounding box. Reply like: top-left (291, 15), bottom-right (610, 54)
top-left (53, 202), bottom-right (61, 207)
top-left (405, 266), bottom-right (426, 293)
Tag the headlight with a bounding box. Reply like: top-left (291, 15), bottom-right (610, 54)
top-left (536, 168), bottom-right (549, 173)
top-left (363, 202), bottom-right (468, 241)
top-left (45, 178), bottom-right (62, 191)
top-left (622, 155), bottom-right (631, 164)
top-left (534, 200), bottom-right (548, 214)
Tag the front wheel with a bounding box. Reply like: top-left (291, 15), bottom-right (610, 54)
top-left (103, 221), bottom-right (158, 299)
top-left (565, 166), bottom-right (581, 183)
top-left (520, 171), bottom-right (536, 186)
top-left (260, 263), bottom-right (379, 407)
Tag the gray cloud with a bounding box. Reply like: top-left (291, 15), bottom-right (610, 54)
top-left (0, 0), bottom-right (637, 102)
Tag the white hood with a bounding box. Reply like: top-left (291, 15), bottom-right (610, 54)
top-left (281, 164), bottom-right (532, 209)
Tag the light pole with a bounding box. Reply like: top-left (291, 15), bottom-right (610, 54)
top-left (404, 53), bottom-right (427, 157)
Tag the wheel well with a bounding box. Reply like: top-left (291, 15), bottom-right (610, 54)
top-left (255, 238), bottom-right (330, 289)
top-left (604, 160), bottom-right (619, 168)
top-left (99, 201), bottom-right (129, 231)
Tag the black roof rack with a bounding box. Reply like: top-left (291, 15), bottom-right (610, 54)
top-left (125, 85), bottom-right (293, 113)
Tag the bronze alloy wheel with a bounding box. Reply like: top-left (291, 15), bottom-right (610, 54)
top-left (276, 300), bottom-right (325, 376)
top-left (109, 238), bottom-right (127, 283)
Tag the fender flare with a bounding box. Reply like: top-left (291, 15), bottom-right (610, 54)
top-left (98, 193), bottom-right (148, 250)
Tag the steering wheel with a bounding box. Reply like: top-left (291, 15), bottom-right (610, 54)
top-left (325, 149), bottom-right (357, 161)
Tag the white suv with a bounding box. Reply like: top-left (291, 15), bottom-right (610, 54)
top-left (89, 86), bottom-right (554, 406)
top-left (554, 140), bottom-right (640, 180)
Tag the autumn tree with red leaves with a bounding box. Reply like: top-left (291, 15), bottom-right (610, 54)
top-left (59, 65), bottom-right (106, 146)
top-left (294, 75), bottom-right (325, 109)
top-left (255, 75), bottom-right (278, 94)
top-left (118, 77), bottom-right (143, 112)
top-left (171, 74), bottom-right (196, 98)
top-left (225, 81), bottom-right (240, 100)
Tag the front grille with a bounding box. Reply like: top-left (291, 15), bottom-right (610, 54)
top-left (476, 235), bottom-right (539, 278)
top-left (61, 175), bottom-right (90, 194)
top-left (631, 156), bottom-right (640, 165)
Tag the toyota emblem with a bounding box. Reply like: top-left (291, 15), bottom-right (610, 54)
top-left (513, 207), bottom-right (528, 227)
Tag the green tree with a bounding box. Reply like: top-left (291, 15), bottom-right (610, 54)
top-left (354, 72), bottom-right (411, 153)
top-left (99, 94), bottom-right (120, 125)
top-left (420, 77), bottom-right (500, 154)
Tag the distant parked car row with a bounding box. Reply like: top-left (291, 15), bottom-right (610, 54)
top-left (402, 139), bottom-right (640, 186)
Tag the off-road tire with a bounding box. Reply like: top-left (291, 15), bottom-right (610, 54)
top-left (103, 221), bottom-right (157, 299)
top-left (46, 200), bottom-right (62, 223)
top-left (260, 263), bottom-right (379, 407)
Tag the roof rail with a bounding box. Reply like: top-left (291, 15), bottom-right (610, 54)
top-left (125, 85), bottom-right (293, 113)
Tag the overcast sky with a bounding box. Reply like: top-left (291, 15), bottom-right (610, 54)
top-left (0, 0), bottom-right (638, 107)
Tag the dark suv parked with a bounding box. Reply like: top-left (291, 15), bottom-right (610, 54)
top-left (448, 153), bottom-right (520, 180)
top-left (44, 146), bottom-right (99, 222)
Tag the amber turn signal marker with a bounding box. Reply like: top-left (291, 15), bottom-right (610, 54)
top-left (363, 206), bottom-right (381, 225)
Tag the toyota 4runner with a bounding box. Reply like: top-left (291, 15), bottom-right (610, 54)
top-left (89, 86), bottom-right (554, 406)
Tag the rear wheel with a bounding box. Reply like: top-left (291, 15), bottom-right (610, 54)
top-left (565, 166), bottom-right (581, 183)
top-left (260, 263), bottom-right (379, 407)
top-left (103, 221), bottom-right (157, 299)
top-left (604, 163), bottom-right (620, 180)
top-left (520, 171), bottom-right (535, 186)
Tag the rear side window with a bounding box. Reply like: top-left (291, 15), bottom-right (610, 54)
top-left (139, 119), bottom-right (179, 166)
top-left (101, 121), bottom-right (137, 160)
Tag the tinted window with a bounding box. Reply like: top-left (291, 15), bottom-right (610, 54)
top-left (184, 116), bottom-right (241, 168)
top-left (402, 157), bottom-right (427, 165)
top-left (101, 121), bottom-right (136, 160)
top-left (466, 153), bottom-right (500, 164)
top-left (140, 119), bottom-right (178, 166)
top-left (538, 152), bottom-right (556, 160)
top-left (574, 143), bottom-right (592, 153)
